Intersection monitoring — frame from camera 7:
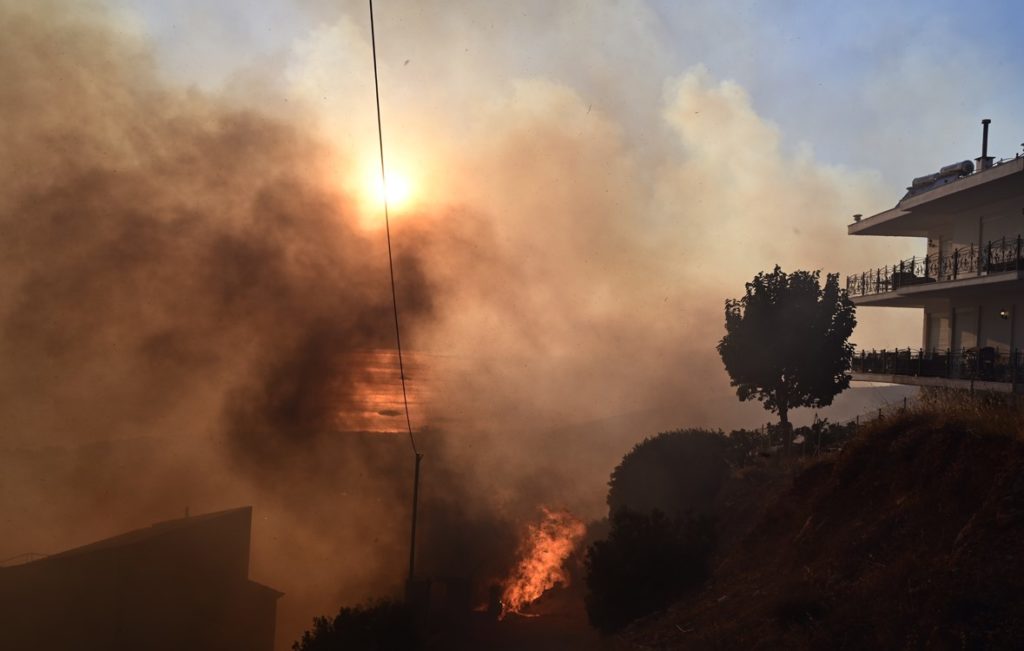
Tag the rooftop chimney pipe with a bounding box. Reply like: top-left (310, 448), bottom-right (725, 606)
top-left (982, 119), bottom-right (990, 158)
top-left (977, 118), bottom-right (994, 171)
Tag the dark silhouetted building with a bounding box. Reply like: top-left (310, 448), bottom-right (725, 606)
top-left (0, 506), bottom-right (281, 651)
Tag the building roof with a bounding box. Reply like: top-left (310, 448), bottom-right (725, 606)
top-left (849, 156), bottom-right (1024, 237)
top-left (36, 506), bottom-right (254, 563)
top-left (0, 506), bottom-right (283, 651)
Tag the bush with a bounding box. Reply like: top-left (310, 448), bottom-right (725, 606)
top-left (292, 599), bottom-right (418, 651)
top-left (607, 429), bottom-right (729, 517)
top-left (724, 427), bottom-right (767, 466)
top-left (805, 419), bottom-right (858, 453)
top-left (727, 419), bottom-right (860, 461)
top-left (584, 508), bottom-right (716, 633)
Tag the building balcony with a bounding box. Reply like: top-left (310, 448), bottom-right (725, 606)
top-left (846, 235), bottom-right (1024, 306)
top-left (852, 347), bottom-right (1024, 393)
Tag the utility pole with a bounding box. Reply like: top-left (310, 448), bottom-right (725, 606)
top-left (408, 452), bottom-right (423, 588)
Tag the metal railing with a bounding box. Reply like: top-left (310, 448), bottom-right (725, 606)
top-left (853, 347), bottom-right (1024, 384)
top-left (847, 234), bottom-right (1024, 298)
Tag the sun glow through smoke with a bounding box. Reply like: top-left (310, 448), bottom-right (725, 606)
top-left (364, 161), bottom-right (415, 209)
top-left (350, 161), bottom-right (421, 227)
top-left (372, 170), bottom-right (412, 208)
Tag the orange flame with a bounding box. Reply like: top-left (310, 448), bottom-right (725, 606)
top-left (500, 507), bottom-right (586, 618)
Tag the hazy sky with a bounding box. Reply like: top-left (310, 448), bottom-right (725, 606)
top-left (92, 1), bottom-right (1024, 364)
top-left (111, 0), bottom-right (1024, 186)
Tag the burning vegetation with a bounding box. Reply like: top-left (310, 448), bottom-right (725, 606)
top-left (499, 507), bottom-right (587, 618)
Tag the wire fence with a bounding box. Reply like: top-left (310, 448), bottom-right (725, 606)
top-left (737, 397), bottom-right (914, 462)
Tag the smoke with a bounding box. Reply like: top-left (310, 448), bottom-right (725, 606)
top-left (0, 0), bottom-right (439, 640)
top-left (1, 1), bottom-right (929, 648)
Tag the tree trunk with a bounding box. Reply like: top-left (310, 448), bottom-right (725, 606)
top-left (779, 405), bottom-right (792, 455)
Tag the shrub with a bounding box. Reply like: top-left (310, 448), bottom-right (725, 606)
top-left (292, 599), bottom-right (418, 651)
top-left (584, 508), bottom-right (716, 633)
top-left (607, 429), bottom-right (729, 518)
top-left (724, 427), bottom-right (767, 466)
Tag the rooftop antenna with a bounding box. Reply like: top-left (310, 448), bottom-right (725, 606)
top-left (368, 0), bottom-right (424, 597)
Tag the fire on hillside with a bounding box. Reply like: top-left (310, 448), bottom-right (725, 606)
top-left (499, 507), bottom-right (587, 619)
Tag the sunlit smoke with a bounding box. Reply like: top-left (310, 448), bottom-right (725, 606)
top-left (0, 1), bottom-right (933, 648)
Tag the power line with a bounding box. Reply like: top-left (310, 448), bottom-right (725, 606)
top-left (368, 0), bottom-right (418, 458)
top-left (367, 0), bottom-right (424, 590)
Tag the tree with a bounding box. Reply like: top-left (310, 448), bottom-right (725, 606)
top-left (607, 429), bottom-right (729, 518)
top-left (717, 266), bottom-right (855, 452)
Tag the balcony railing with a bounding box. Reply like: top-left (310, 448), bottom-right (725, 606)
top-left (853, 347), bottom-right (1024, 385)
top-left (847, 234), bottom-right (1024, 298)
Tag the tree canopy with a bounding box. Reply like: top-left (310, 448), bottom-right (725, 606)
top-left (717, 266), bottom-right (855, 450)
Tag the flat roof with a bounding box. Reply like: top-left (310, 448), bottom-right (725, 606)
top-left (849, 156), bottom-right (1024, 237)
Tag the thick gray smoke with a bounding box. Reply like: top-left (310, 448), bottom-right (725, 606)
top-left (0, 0), bottom-right (445, 642)
top-left (1, 1), bottom-right (923, 647)
top-left (0, 3), bottom-right (558, 645)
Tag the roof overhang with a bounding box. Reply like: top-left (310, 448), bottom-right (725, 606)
top-left (849, 157), bottom-right (1024, 237)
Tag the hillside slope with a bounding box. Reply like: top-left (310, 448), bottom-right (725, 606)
top-left (625, 410), bottom-right (1024, 649)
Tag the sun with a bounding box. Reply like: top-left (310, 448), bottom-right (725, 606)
top-left (348, 158), bottom-right (427, 228)
top-left (369, 170), bottom-right (413, 210)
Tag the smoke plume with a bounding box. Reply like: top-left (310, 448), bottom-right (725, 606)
top-left (1, 1), bottom-right (924, 647)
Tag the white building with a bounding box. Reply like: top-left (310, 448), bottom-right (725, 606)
top-left (848, 120), bottom-right (1024, 393)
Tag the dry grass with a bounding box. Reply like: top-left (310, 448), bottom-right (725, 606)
top-left (624, 392), bottom-right (1024, 649)
top-left (909, 387), bottom-right (1024, 438)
